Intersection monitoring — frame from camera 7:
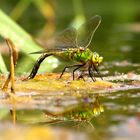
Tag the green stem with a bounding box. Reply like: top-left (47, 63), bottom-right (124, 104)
top-left (0, 10), bottom-right (44, 74)
top-left (0, 53), bottom-right (8, 73)
top-left (0, 10), bottom-right (43, 58)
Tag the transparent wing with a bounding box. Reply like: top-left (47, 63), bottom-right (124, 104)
top-left (30, 27), bottom-right (78, 54)
top-left (76, 15), bottom-right (101, 48)
top-left (30, 16), bottom-right (101, 54)
top-left (53, 27), bottom-right (77, 50)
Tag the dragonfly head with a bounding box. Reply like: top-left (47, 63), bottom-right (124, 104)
top-left (92, 52), bottom-right (103, 66)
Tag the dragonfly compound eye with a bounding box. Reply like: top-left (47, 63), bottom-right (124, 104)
top-left (98, 56), bottom-right (103, 64)
top-left (92, 52), bottom-right (103, 66)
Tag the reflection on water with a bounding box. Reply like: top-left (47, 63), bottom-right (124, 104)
top-left (44, 95), bottom-right (104, 129)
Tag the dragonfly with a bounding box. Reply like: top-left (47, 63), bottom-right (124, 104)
top-left (26, 15), bottom-right (103, 81)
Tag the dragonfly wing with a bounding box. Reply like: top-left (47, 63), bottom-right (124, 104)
top-left (30, 27), bottom-right (77, 54)
top-left (54, 27), bottom-right (77, 49)
top-left (76, 15), bottom-right (101, 49)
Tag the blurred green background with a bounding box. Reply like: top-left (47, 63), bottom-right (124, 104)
top-left (0, 0), bottom-right (140, 75)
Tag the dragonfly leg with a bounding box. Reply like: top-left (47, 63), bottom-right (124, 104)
top-left (92, 64), bottom-right (103, 80)
top-left (88, 64), bottom-right (96, 82)
top-left (60, 65), bottom-right (73, 79)
top-left (25, 53), bottom-right (52, 80)
top-left (72, 64), bottom-right (85, 80)
top-left (59, 64), bottom-right (85, 80)
top-left (77, 72), bottom-right (85, 81)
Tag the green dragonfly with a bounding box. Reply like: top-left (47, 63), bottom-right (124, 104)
top-left (27, 15), bottom-right (103, 81)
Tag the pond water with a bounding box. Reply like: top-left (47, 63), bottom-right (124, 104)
top-left (0, 56), bottom-right (140, 140)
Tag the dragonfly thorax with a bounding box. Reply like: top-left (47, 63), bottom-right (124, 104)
top-left (70, 48), bottom-right (93, 62)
